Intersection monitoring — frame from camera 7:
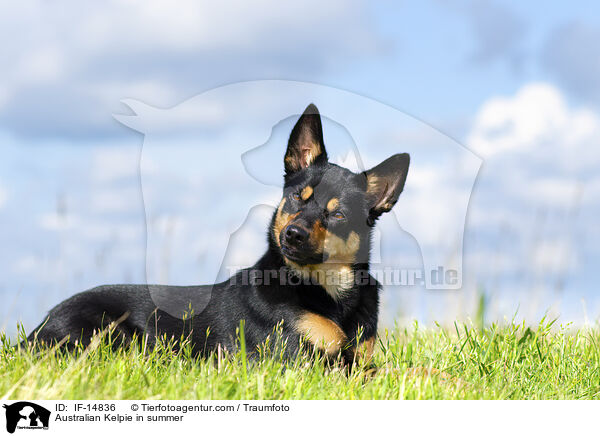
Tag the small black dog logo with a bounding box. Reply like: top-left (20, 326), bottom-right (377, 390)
top-left (3, 402), bottom-right (50, 433)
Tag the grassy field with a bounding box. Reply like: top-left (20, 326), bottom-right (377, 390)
top-left (1, 319), bottom-right (599, 400)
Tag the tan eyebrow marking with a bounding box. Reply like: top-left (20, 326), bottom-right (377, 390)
top-left (301, 185), bottom-right (313, 201)
top-left (326, 198), bottom-right (339, 211)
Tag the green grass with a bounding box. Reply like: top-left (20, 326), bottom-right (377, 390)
top-left (1, 319), bottom-right (599, 400)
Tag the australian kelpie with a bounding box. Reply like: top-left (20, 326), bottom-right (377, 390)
top-left (25, 104), bottom-right (410, 364)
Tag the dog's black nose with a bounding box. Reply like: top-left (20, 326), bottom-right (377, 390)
top-left (284, 225), bottom-right (308, 247)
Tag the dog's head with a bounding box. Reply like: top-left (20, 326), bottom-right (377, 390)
top-left (270, 104), bottom-right (409, 295)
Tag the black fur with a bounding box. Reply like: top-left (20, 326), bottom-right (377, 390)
top-left (24, 104), bottom-right (410, 364)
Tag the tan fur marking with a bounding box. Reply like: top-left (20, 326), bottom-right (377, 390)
top-left (301, 185), bottom-right (313, 201)
top-left (366, 173), bottom-right (395, 213)
top-left (272, 199), bottom-right (299, 248)
top-left (326, 198), bottom-right (339, 212)
top-left (366, 173), bottom-right (382, 192)
top-left (301, 142), bottom-right (321, 168)
top-left (277, 198), bottom-right (286, 212)
top-left (272, 199), bottom-right (287, 248)
top-left (306, 227), bottom-right (360, 265)
top-left (308, 220), bottom-right (326, 252)
top-left (324, 230), bottom-right (360, 263)
top-left (285, 230), bottom-right (361, 299)
top-left (284, 156), bottom-right (295, 168)
top-left (320, 265), bottom-right (354, 299)
top-left (366, 173), bottom-right (387, 206)
top-left (286, 143), bottom-right (322, 171)
top-left (303, 148), bottom-right (315, 167)
top-left (296, 312), bottom-right (347, 355)
top-left (286, 262), bottom-right (355, 300)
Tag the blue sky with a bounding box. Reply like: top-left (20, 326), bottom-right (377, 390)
top-left (1, 0), bottom-right (600, 333)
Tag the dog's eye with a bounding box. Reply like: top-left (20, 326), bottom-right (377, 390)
top-left (291, 192), bottom-right (301, 201)
top-left (332, 211), bottom-right (345, 220)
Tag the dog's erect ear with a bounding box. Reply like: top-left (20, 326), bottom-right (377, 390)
top-left (363, 153), bottom-right (410, 225)
top-left (284, 104), bottom-right (328, 174)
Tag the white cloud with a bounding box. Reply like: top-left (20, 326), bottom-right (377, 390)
top-left (0, 84), bottom-right (9, 110)
top-left (467, 83), bottom-right (600, 202)
top-left (39, 212), bottom-right (78, 231)
top-left (525, 178), bottom-right (583, 207)
top-left (16, 45), bottom-right (66, 84)
top-left (463, 82), bottom-right (599, 303)
top-left (532, 239), bottom-right (577, 274)
top-left (91, 147), bottom-right (139, 183)
top-left (0, 184), bottom-right (7, 208)
top-left (79, 221), bottom-right (143, 243)
top-left (400, 165), bottom-right (471, 245)
top-left (70, 0), bottom-right (375, 53)
top-left (468, 83), bottom-right (600, 158)
top-left (13, 254), bottom-right (38, 274)
top-left (90, 187), bottom-right (141, 214)
top-left (0, 0), bottom-right (382, 138)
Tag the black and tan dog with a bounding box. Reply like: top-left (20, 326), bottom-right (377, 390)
top-left (25, 104), bottom-right (409, 364)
